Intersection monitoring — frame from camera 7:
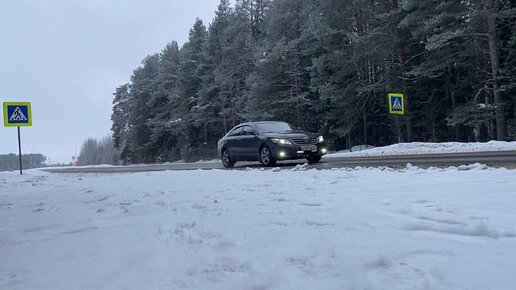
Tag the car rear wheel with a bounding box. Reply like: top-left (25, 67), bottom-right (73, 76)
top-left (221, 149), bottom-right (235, 168)
top-left (260, 146), bottom-right (276, 166)
top-left (306, 155), bottom-right (321, 164)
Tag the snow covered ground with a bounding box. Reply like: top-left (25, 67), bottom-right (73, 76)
top-left (1, 165), bottom-right (516, 290)
top-left (325, 141), bottom-right (516, 158)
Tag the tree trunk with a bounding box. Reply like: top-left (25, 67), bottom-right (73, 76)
top-left (402, 80), bottom-right (413, 142)
top-left (432, 117), bottom-right (436, 142)
top-left (487, 0), bottom-right (506, 140)
top-left (348, 131), bottom-right (352, 152)
top-left (363, 112), bottom-right (368, 146)
top-left (223, 112), bottom-right (227, 134)
top-left (445, 72), bottom-right (460, 141)
top-left (396, 117), bottom-right (402, 143)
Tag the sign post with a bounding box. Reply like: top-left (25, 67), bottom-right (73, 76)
top-left (388, 93), bottom-right (405, 143)
top-left (3, 102), bottom-right (32, 175)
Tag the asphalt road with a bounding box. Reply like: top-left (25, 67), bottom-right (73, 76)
top-left (43, 150), bottom-right (516, 173)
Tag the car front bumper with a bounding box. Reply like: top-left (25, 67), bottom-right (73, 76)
top-left (270, 143), bottom-right (327, 160)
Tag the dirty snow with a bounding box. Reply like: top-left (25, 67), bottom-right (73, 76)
top-left (1, 165), bottom-right (516, 290)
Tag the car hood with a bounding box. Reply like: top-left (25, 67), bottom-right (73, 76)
top-left (262, 131), bottom-right (317, 139)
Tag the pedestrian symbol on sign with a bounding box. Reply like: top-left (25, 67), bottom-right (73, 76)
top-left (392, 98), bottom-right (402, 110)
top-left (9, 107), bottom-right (28, 121)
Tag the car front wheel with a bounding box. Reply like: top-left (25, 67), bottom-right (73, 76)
top-left (260, 146), bottom-right (276, 166)
top-left (221, 149), bottom-right (235, 168)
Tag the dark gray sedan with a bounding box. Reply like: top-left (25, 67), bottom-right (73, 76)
top-left (217, 121), bottom-right (327, 168)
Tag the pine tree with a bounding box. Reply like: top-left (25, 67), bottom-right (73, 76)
top-left (126, 54), bottom-right (160, 163)
top-left (309, 1), bottom-right (354, 147)
top-left (197, 0), bottom-right (233, 149)
top-left (499, 21), bottom-right (516, 138)
top-left (147, 42), bottom-right (181, 161)
top-left (236, 0), bottom-right (271, 40)
top-left (217, 1), bottom-right (256, 129)
top-left (175, 19), bottom-right (208, 161)
top-left (485, 0), bottom-right (507, 140)
top-left (111, 84), bottom-right (130, 164)
top-left (246, 0), bottom-right (318, 129)
top-left (310, 0), bottom-right (395, 148)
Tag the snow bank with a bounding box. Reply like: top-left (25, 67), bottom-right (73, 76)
top-left (325, 140), bottom-right (516, 158)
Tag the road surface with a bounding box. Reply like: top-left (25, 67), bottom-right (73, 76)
top-left (42, 150), bottom-right (516, 173)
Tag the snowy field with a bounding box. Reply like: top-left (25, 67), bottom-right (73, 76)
top-left (1, 165), bottom-right (516, 290)
top-left (325, 141), bottom-right (516, 158)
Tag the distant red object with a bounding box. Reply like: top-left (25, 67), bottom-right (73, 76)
top-left (72, 156), bottom-right (79, 166)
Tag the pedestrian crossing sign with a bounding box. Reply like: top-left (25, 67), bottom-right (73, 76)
top-left (388, 93), bottom-right (404, 115)
top-left (3, 102), bottom-right (32, 127)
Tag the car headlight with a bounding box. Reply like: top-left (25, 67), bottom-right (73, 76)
top-left (271, 138), bottom-right (293, 145)
top-left (317, 136), bottom-right (324, 143)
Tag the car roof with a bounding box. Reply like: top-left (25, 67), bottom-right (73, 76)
top-left (232, 121), bottom-right (287, 128)
top-left (250, 121), bottom-right (287, 125)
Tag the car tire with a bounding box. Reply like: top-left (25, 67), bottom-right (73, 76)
top-left (221, 149), bottom-right (235, 168)
top-left (306, 155), bottom-right (321, 164)
top-left (259, 146), bottom-right (276, 167)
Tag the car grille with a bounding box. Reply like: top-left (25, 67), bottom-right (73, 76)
top-left (291, 137), bottom-right (317, 145)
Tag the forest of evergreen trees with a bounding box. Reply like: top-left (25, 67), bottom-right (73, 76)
top-left (0, 154), bottom-right (46, 171)
top-left (111, 0), bottom-right (516, 164)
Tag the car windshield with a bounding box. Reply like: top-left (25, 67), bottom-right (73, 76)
top-left (254, 122), bottom-right (297, 133)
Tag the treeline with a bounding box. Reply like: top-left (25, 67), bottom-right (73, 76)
top-left (0, 154), bottom-right (46, 171)
top-left (111, 0), bottom-right (516, 164)
top-left (77, 136), bottom-right (114, 166)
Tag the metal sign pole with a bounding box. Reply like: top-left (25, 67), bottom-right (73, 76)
top-left (395, 117), bottom-right (401, 143)
top-left (18, 126), bottom-right (23, 175)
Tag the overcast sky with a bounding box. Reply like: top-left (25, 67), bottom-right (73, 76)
top-left (0, 0), bottom-right (220, 164)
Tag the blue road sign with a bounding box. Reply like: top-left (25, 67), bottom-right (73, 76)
top-left (3, 102), bottom-right (32, 127)
top-left (388, 93), bottom-right (404, 115)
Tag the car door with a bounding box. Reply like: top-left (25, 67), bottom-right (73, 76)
top-left (240, 125), bottom-right (260, 159)
top-left (226, 126), bottom-right (243, 158)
